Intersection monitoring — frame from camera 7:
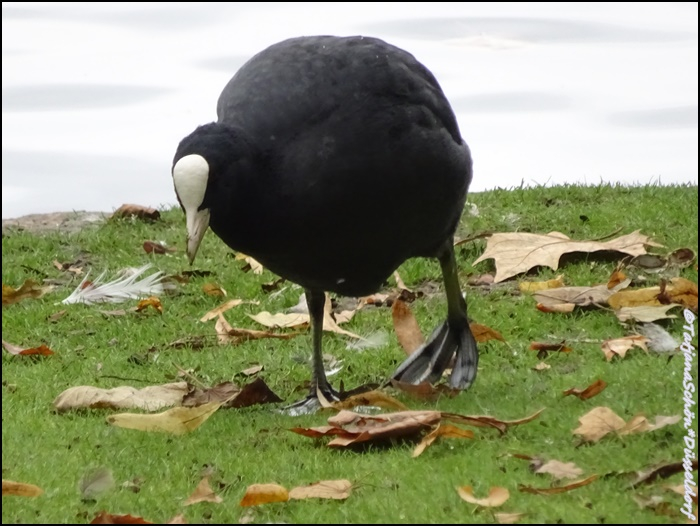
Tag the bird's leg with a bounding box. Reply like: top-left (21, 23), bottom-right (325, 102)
top-left (391, 241), bottom-right (479, 389)
top-left (281, 289), bottom-right (339, 415)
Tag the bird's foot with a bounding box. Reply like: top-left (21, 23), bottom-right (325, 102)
top-left (279, 382), bottom-right (340, 416)
top-left (391, 320), bottom-right (478, 389)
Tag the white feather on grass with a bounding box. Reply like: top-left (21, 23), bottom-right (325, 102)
top-left (61, 264), bottom-right (165, 305)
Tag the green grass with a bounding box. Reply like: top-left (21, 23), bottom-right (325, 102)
top-left (2, 183), bottom-right (698, 524)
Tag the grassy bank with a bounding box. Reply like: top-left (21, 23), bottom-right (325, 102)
top-left (2, 183), bottom-right (698, 524)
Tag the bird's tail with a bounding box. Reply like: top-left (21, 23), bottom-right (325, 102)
top-left (391, 318), bottom-right (478, 389)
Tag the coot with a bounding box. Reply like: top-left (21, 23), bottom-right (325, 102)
top-left (172, 35), bottom-right (478, 413)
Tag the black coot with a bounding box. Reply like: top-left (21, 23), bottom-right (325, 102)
top-left (172, 35), bottom-right (478, 413)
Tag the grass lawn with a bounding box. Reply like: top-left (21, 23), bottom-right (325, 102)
top-left (2, 183), bottom-right (698, 524)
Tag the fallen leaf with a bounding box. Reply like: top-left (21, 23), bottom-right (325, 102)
top-left (166, 514), bottom-right (187, 524)
top-left (533, 460), bottom-right (584, 480)
top-left (181, 382), bottom-right (240, 407)
top-left (393, 270), bottom-right (411, 291)
top-left (442, 408), bottom-right (545, 435)
top-left (530, 341), bottom-right (571, 359)
top-left (80, 467), bottom-right (115, 501)
top-left (106, 401), bottom-right (221, 434)
top-left (608, 277), bottom-right (697, 312)
top-left (239, 365), bottom-right (264, 376)
top-left (2, 479), bottom-right (43, 497)
top-left (135, 296), bottom-right (163, 314)
top-left (235, 253), bottom-right (264, 274)
top-left (534, 284), bottom-right (614, 308)
top-left (536, 303), bottom-right (576, 313)
top-left (239, 483), bottom-right (289, 507)
top-left (615, 304), bottom-right (682, 323)
top-left (563, 379), bottom-right (607, 401)
top-left (2, 279), bottom-right (52, 306)
top-left (202, 283), bottom-right (227, 297)
top-left (495, 512), bottom-right (526, 524)
top-left (224, 378), bottom-right (283, 409)
top-left (474, 230), bottom-right (660, 283)
top-left (607, 270), bottom-right (629, 289)
top-left (412, 423), bottom-right (474, 457)
top-left (572, 406), bottom-right (626, 442)
top-left (200, 299), bottom-right (246, 322)
top-left (143, 241), bottom-right (175, 254)
top-left (288, 479), bottom-right (352, 500)
top-left (111, 204), bottom-right (160, 221)
top-left (518, 474), bottom-right (598, 494)
top-left (601, 335), bottom-right (649, 361)
top-left (249, 311), bottom-right (309, 329)
top-left (216, 314), bottom-right (301, 345)
top-left (47, 309), bottom-right (68, 322)
top-left (470, 322), bottom-right (506, 343)
top-left (532, 362), bottom-right (551, 371)
top-left (519, 276), bottom-right (565, 292)
top-left (184, 477), bottom-right (223, 506)
top-left (90, 511), bottom-right (153, 524)
top-left (618, 414), bottom-right (682, 436)
top-left (328, 390), bottom-right (408, 412)
top-left (391, 298), bottom-right (424, 355)
top-left (573, 407), bottom-right (681, 442)
top-left (456, 486), bottom-right (510, 507)
top-left (2, 340), bottom-right (55, 357)
top-left (54, 382), bottom-right (188, 412)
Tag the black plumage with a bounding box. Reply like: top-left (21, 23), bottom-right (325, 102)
top-left (172, 35), bottom-right (478, 413)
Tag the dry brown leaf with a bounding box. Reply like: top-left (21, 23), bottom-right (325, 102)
top-left (328, 390), bottom-right (408, 411)
top-left (54, 382), bottom-right (188, 412)
top-left (608, 277), bottom-right (698, 312)
top-left (572, 406), bottom-right (626, 442)
top-left (324, 410), bottom-right (441, 446)
top-left (474, 230), bottom-right (660, 283)
top-left (106, 401), bottom-right (221, 434)
top-left (624, 460), bottom-right (698, 488)
top-left (143, 240), bottom-right (175, 254)
top-left (200, 299), bottom-right (248, 322)
top-left (441, 408), bottom-right (545, 435)
top-left (47, 309), bottom-right (68, 322)
top-left (2, 279), bottom-right (52, 306)
top-left (573, 407), bottom-right (681, 442)
top-left (223, 377), bottom-right (284, 409)
top-left (183, 477), bottom-right (223, 506)
top-left (530, 341), bottom-right (572, 359)
top-left (534, 284), bottom-right (614, 308)
top-left (2, 340), bottom-right (55, 357)
top-left (166, 514), bottom-right (187, 524)
top-left (90, 511), bottom-right (153, 524)
top-left (239, 483), bottom-right (289, 506)
top-left (2, 479), bottom-right (43, 497)
top-left (607, 270), bottom-right (629, 289)
top-left (563, 379), bottom-right (607, 401)
top-left (111, 204), bottom-right (160, 221)
top-left (470, 322), bottom-right (506, 343)
top-left (495, 512), bottom-right (526, 524)
top-left (618, 414), bottom-right (682, 435)
top-left (391, 298), bottom-right (424, 355)
top-left (519, 275), bottom-right (565, 292)
top-left (249, 311), bottom-right (309, 329)
top-left (288, 479), bottom-right (352, 500)
top-left (235, 253), bottom-right (264, 274)
top-left (615, 304), bottom-right (681, 323)
top-left (135, 296), bottom-right (163, 314)
top-left (534, 460), bottom-right (584, 480)
top-left (202, 283), bottom-right (227, 297)
top-left (536, 302), bottom-right (576, 313)
top-left (412, 423), bottom-right (474, 457)
top-left (456, 486), bottom-right (510, 507)
top-left (181, 382), bottom-right (240, 407)
top-left (519, 475), bottom-right (598, 495)
top-left (239, 364), bottom-right (264, 376)
top-left (216, 314), bottom-right (301, 345)
top-left (601, 335), bottom-right (649, 361)
top-left (393, 270), bottom-right (411, 291)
